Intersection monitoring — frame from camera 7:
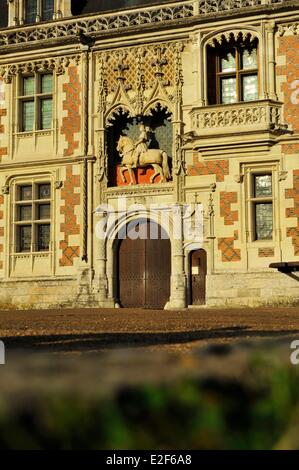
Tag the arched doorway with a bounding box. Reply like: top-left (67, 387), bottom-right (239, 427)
top-left (190, 249), bottom-right (207, 305)
top-left (117, 219), bottom-right (171, 309)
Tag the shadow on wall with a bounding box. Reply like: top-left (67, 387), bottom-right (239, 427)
top-left (0, 0), bottom-right (8, 29)
top-left (71, 0), bottom-right (179, 16)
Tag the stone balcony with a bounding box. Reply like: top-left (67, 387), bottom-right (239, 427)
top-left (190, 100), bottom-right (287, 137)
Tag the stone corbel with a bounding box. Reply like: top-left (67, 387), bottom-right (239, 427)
top-left (233, 174), bottom-right (244, 183)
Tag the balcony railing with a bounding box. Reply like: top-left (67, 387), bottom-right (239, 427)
top-left (0, 0), bottom-right (288, 48)
top-left (190, 100), bottom-right (286, 135)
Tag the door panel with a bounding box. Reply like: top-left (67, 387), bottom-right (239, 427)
top-left (118, 220), bottom-right (171, 309)
top-left (190, 249), bottom-right (207, 305)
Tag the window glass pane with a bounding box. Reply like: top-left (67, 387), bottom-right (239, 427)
top-left (38, 204), bottom-right (50, 220)
top-left (37, 224), bottom-right (50, 251)
top-left (20, 186), bottom-right (32, 201)
top-left (254, 174), bottom-right (272, 197)
top-left (40, 98), bottom-right (52, 129)
top-left (42, 0), bottom-right (54, 21)
top-left (220, 50), bottom-right (236, 72)
top-left (19, 205), bottom-right (32, 221)
top-left (22, 101), bottom-right (34, 131)
top-left (242, 75), bottom-right (258, 101)
top-left (242, 48), bottom-right (258, 70)
top-left (41, 74), bottom-right (53, 94)
top-left (25, 0), bottom-right (37, 24)
top-left (19, 225), bottom-right (32, 252)
top-left (38, 184), bottom-right (51, 200)
top-left (23, 77), bottom-right (35, 96)
top-left (221, 77), bottom-right (237, 104)
top-left (255, 203), bottom-right (273, 240)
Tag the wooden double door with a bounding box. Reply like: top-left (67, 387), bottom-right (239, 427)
top-left (118, 220), bottom-right (171, 309)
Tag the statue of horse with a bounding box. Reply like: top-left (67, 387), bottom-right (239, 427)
top-left (116, 135), bottom-right (171, 185)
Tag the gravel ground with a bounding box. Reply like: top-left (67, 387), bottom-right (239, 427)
top-left (0, 306), bottom-right (299, 354)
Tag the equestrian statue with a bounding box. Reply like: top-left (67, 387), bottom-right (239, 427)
top-left (116, 124), bottom-right (171, 185)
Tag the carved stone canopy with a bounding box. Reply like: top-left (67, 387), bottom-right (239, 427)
top-left (206, 30), bottom-right (259, 48)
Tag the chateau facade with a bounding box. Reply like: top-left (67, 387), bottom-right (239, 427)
top-left (0, 0), bottom-right (299, 309)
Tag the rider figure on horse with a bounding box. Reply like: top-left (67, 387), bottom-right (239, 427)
top-left (133, 123), bottom-right (148, 168)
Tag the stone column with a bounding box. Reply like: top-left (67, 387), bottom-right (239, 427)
top-left (265, 21), bottom-right (278, 101)
top-left (165, 205), bottom-right (187, 309)
top-left (96, 212), bottom-right (109, 307)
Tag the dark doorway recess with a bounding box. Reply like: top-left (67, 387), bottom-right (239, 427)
top-left (190, 249), bottom-right (207, 305)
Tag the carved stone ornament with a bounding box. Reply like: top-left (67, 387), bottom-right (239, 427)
top-left (1, 185), bottom-right (9, 195)
top-left (233, 174), bottom-right (244, 184)
top-left (54, 180), bottom-right (63, 190)
top-left (278, 170), bottom-right (288, 182)
top-left (206, 30), bottom-right (259, 48)
top-left (278, 23), bottom-right (299, 36)
top-left (0, 56), bottom-right (79, 84)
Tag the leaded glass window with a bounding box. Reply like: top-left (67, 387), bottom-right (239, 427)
top-left (208, 42), bottom-right (258, 105)
top-left (15, 182), bottom-right (51, 253)
top-left (251, 173), bottom-right (273, 241)
top-left (19, 74), bottom-right (53, 132)
top-left (255, 203), bottom-right (273, 240)
top-left (25, 0), bottom-right (37, 24)
top-left (19, 226), bottom-right (32, 252)
top-left (25, 0), bottom-right (54, 24)
top-left (42, 0), bottom-right (54, 21)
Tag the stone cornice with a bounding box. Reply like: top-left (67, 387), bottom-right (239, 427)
top-left (0, 0), bottom-right (297, 51)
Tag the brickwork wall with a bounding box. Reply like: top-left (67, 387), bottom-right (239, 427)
top-left (220, 192), bottom-right (238, 225)
top-left (286, 169), bottom-right (299, 256)
top-left (218, 230), bottom-right (241, 263)
top-left (258, 248), bottom-right (275, 258)
top-left (61, 66), bottom-right (81, 157)
top-left (187, 155), bottom-right (229, 182)
top-left (59, 165), bottom-right (81, 266)
top-left (277, 35), bottom-right (299, 155)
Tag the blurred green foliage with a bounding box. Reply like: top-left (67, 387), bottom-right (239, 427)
top-left (0, 354), bottom-right (299, 449)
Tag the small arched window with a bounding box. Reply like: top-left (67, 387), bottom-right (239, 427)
top-left (25, 0), bottom-right (54, 24)
top-left (207, 36), bottom-right (259, 105)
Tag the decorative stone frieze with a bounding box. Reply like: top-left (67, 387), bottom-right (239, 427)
top-left (0, 0), bottom-right (289, 49)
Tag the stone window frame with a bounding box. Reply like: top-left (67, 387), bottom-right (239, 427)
top-left (242, 162), bottom-right (280, 245)
top-left (196, 24), bottom-right (277, 107)
top-left (11, 177), bottom-right (52, 254)
top-left (16, 71), bottom-right (54, 134)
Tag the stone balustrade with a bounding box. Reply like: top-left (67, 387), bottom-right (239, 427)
top-left (190, 99), bottom-right (285, 135)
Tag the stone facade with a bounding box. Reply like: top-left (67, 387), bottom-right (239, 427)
top-left (0, 0), bottom-right (299, 309)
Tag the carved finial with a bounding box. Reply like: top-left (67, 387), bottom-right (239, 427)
top-left (152, 47), bottom-right (167, 77)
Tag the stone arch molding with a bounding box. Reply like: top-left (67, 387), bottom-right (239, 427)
top-left (105, 92), bottom-right (174, 126)
top-left (105, 209), bottom-right (173, 247)
top-left (203, 26), bottom-right (261, 48)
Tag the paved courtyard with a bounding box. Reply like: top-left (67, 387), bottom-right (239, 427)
top-left (1, 306), bottom-right (299, 354)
